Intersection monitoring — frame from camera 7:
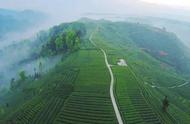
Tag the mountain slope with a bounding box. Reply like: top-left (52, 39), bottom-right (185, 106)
top-left (127, 17), bottom-right (190, 48)
top-left (99, 21), bottom-right (190, 74)
top-left (88, 20), bottom-right (190, 123)
top-left (0, 19), bottom-right (190, 124)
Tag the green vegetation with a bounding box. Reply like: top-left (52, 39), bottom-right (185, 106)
top-left (5, 65), bottom-right (79, 123)
top-left (125, 23), bottom-right (190, 74)
top-left (114, 67), bottom-right (164, 123)
top-left (19, 71), bottom-right (27, 81)
top-left (40, 22), bottom-right (86, 56)
top-left (41, 30), bottom-right (81, 56)
top-left (4, 47), bottom-right (117, 124)
top-left (0, 19), bottom-right (190, 124)
top-left (54, 49), bottom-right (117, 124)
top-left (90, 20), bottom-right (190, 124)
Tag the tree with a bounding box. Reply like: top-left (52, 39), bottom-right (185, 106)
top-left (39, 61), bottom-right (43, 76)
top-left (6, 103), bottom-right (9, 108)
top-left (55, 35), bottom-right (63, 51)
top-left (66, 30), bottom-right (76, 50)
top-left (34, 67), bottom-right (39, 79)
top-left (19, 71), bottom-right (26, 81)
top-left (74, 37), bottom-right (80, 50)
top-left (40, 27), bottom-right (83, 56)
top-left (10, 78), bottom-right (15, 91)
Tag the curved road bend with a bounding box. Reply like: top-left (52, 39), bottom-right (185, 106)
top-left (89, 32), bottom-right (124, 124)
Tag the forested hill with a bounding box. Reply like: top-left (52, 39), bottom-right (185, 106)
top-left (126, 17), bottom-right (190, 48)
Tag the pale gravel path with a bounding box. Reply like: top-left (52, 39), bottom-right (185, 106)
top-left (89, 31), bottom-right (124, 124)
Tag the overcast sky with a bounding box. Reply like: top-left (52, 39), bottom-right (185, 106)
top-left (0, 0), bottom-right (190, 22)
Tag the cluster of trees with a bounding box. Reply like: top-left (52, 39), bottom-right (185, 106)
top-left (40, 23), bottom-right (86, 56)
top-left (41, 30), bottom-right (81, 56)
top-left (10, 71), bottom-right (27, 91)
top-left (9, 23), bottom-right (86, 91)
top-left (10, 62), bottom-right (43, 91)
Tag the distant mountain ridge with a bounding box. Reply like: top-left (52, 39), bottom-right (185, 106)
top-left (0, 8), bottom-right (47, 39)
top-left (126, 17), bottom-right (190, 48)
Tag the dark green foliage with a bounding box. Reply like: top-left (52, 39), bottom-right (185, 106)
top-left (10, 78), bottom-right (15, 91)
top-left (19, 71), bottom-right (27, 81)
top-left (40, 23), bottom-right (86, 56)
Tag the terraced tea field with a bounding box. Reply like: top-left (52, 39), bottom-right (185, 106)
top-left (88, 26), bottom-right (176, 124)
top-left (8, 68), bottom-right (79, 124)
top-left (2, 20), bottom-right (190, 124)
top-left (54, 49), bottom-right (117, 124)
top-left (113, 66), bottom-right (161, 124)
top-left (55, 92), bottom-right (116, 124)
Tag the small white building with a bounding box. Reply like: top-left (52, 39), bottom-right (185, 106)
top-left (117, 59), bottom-right (127, 66)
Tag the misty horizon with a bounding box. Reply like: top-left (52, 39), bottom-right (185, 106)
top-left (0, 0), bottom-right (190, 23)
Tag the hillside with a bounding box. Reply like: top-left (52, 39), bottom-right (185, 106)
top-left (100, 21), bottom-right (190, 74)
top-left (127, 17), bottom-right (190, 49)
top-left (0, 19), bottom-right (190, 124)
top-left (0, 21), bottom-right (86, 87)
